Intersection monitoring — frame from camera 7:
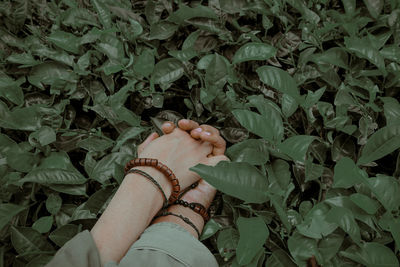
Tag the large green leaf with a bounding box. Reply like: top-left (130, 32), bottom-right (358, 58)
top-left (190, 161), bottom-right (269, 203)
top-left (47, 30), bottom-right (81, 54)
top-left (256, 66), bottom-right (302, 103)
top-left (326, 206), bottom-right (361, 244)
top-left (340, 242), bottom-right (399, 267)
top-left (11, 226), bottom-right (53, 261)
top-left (278, 135), bottom-right (316, 162)
top-left (333, 157), bottom-right (366, 188)
top-left (236, 216), bottom-right (269, 265)
top-left (368, 175), bottom-right (400, 211)
top-left (288, 232), bottom-right (321, 265)
top-left (232, 42), bottom-right (276, 64)
top-left (357, 124), bottom-right (400, 165)
top-left (226, 139), bottom-right (269, 165)
top-left (349, 193), bottom-right (380, 215)
top-left (20, 168), bottom-right (87, 185)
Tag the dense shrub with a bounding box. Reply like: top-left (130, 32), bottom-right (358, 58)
top-left (0, 0), bottom-right (400, 266)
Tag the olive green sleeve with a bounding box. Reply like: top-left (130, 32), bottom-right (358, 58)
top-left (45, 230), bottom-right (111, 267)
top-left (118, 222), bottom-right (218, 267)
top-left (46, 222), bottom-right (217, 267)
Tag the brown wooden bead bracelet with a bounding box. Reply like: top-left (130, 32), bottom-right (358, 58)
top-left (125, 158), bottom-right (180, 204)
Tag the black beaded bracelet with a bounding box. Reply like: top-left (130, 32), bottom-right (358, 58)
top-left (156, 210), bottom-right (201, 237)
top-left (126, 168), bottom-right (169, 209)
top-left (174, 199), bottom-right (210, 222)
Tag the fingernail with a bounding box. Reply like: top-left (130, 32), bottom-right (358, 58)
top-left (195, 127), bottom-right (202, 132)
top-left (164, 122), bottom-right (172, 127)
top-left (204, 131), bottom-right (211, 136)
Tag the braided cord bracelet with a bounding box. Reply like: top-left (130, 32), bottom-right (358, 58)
top-left (126, 169), bottom-right (169, 209)
top-left (174, 199), bottom-right (210, 222)
top-left (156, 210), bottom-right (201, 237)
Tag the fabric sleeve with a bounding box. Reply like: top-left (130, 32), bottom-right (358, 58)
top-left (118, 222), bottom-right (218, 267)
top-left (45, 230), bottom-right (115, 267)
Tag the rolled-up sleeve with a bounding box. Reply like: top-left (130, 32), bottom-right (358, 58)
top-left (118, 222), bottom-right (218, 267)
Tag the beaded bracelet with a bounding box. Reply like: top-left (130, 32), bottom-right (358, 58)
top-left (156, 210), bottom-right (201, 237)
top-left (126, 169), bottom-right (169, 209)
top-left (125, 158), bottom-right (180, 204)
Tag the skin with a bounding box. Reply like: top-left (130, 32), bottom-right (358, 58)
top-left (90, 119), bottom-right (228, 265)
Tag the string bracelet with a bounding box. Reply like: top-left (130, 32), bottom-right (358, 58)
top-left (174, 199), bottom-right (210, 222)
top-left (125, 158), bottom-right (180, 204)
top-left (126, 169), bottom-right (168, 209)
top-left (156, 210), bottom-right (201, 237)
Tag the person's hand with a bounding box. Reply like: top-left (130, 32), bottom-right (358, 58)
top-left (135, 127), bottom-right (214, 190)
top-left (161, 119), bottom-right (226, 156)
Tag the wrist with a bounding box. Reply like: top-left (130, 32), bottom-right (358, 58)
top-left (129, 166), bottom-right (173, 197)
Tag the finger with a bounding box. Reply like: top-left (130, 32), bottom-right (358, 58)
top-left (199, 125), bottom-right (220, 135)
top-left (137, 132), bottom-right (159, 155)
top-left (161, 121), bottom-right (176, 134)
top-left (204, 154), bottom-right (230, 166)
top-left (178, 119), bottom-right (200, 132)
top-left (199, 131), bottom-right (226, 155)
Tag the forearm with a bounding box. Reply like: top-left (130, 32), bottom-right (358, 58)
top-left (90, 166), bottom-right (172, 265)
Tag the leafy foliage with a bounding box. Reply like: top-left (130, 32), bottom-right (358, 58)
top-left (1, 0), bottom-right (400, 266)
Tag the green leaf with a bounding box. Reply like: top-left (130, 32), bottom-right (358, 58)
top-left (91, 0), bottom-right (111, 28)
top-left (149, 21), bottom-right (178, 40)
top-left (256, 66), bottom-right (302, 103)
top-left (357, 124), bottom-right (400, 165)
top-left (333, 157), bottom-right (366, 189)
top-left (168, 5), bottom-right (217, 24)
top-left (46, 194), bottom-right (62, 215)
top-left (11, 226), bottom-right (53, 261)
top-left (190, 161), bottom-right (269, 203)
top-left (318, 233), bottom-right (344, 263)
top-left (349, 193), bottom-right (380, 215)
top-left (49, 224), bottom-right (79, 247)
top-left (381, 46), bottom-right (400, 64)
top-left (217, 228), bottom-right (239, 260)
top-left (47, 30), bottom-right (81, 54)
top-left (278, 135), bottom-right (316, 162)
top-left (368, 175), bottom-right (400, 211)
top-left (232, 108), bottom-right (283, 143)
top-left (236, 216), bottom-right (269, 265)
top-left (296, 202), bottom-right (338, 239)
top-left (326, 206), bottom-right (361, 244)
top-left (152, 58), bottom-right (184, 86)
top-left (265, 249), bottom-right (296, 267)
top-left (381, 97), bottom-right (400, 125)
top-left (32, 216), bottom-right (53, 234)
top-left (232, 42), bottom-right (276, 64)
top-left (288, 232), bottom-right (321, 265)
top-left (340, 242), bottom-right (399, 267)
top-left (200, 219), bottom-right (222, 241)
top-left (29, 126), bottom-right (56, 146)
top-left (0, 72), bottom-right (24, 105)
top-left (363, 0), bottom-right (384, 19)
top-left (344, 36), bottom-right (386, 75)
top-left (20, 168), bottom-right (87, 185)
top-left (0, 204), bottom-right (26, 230)
top-left (133, 50), bottom-right (155, 77)
top-left (226, 139), bottom-right (269, 165)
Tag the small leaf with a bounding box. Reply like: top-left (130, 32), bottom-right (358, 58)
top-left (47, 30), bottom-right (81, 54)
top-left (232, 42), bottom-right (276, 64)
top-left (381, 97), bottom-right (400, 125)
top-left (363, 0), bottom-right (384, 19)
top-left (11, 226), bottom-right (53, 261)
top-left (149, 21), bottom-right (178, 40)
top-left (226, 139), bottom-right (269, 165)
top-left (200, 219), bottom-right (222, 241)
top-left (152, 58), bottom-right (184, 86)
top-left (278, 135), bottom-right (316, 162)
top-left (288, 232), bottom-right (321, 264)
top-left (32, 216), bottom-right (53, 234)
top-left (357, 124), bottom-right (400, 165)
top-left (217, 228), bottom-right (239, 260)
top-left (46, 194), bottom-right (62, 215)
top-left (368, 175), bottom-right (400, 211)
top-left (236, 217), bottom-right (269, 265)
top-left (333, 157), bottom-right (366, 188)
top-left (256, 66), bottom-right (302, 103)
top-left (91, 0), bottom-right (111, 28)
top-left (190, 161), bottom-right (269, 203)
